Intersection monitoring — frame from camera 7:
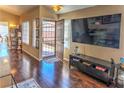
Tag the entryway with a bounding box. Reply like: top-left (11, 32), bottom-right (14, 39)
top-left (41, 20), bottom-right (56, 58)
top-left (41, 19), bottom-right (64, 61)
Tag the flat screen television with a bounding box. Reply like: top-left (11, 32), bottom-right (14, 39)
top-left (71, 14), bottom-right (121, 48)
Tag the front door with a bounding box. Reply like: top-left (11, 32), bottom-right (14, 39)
top-left (55, 20), bottom-right (64, 61)
top-left (42, 20), bottom-right (56, 58)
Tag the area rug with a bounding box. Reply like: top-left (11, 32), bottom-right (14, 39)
top-left (44, 57), bottom-right (59, 63)
top-left (10, 78), bottom-right (40, 88)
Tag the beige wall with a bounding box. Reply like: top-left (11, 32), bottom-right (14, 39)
top-left (59, 5), bottom-right (124, 63)
top-left (20, 6), bottom-right (40, 59)
top-left (0, 9), bottom-right (20, 25)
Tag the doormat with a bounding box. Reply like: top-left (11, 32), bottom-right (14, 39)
top-left (44, 57), bottom-right (59, 63)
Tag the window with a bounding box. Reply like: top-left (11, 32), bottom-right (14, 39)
top-left (0, 22), bottom-right (8, 37)
top-left (0, 22), bottom-right (8, 57)
top-left (64, 20), bottom-right (71, 48)
top-left (32, 20), bottom-right (36, 47)
top-left (22, 21), bottom-right (29, 44)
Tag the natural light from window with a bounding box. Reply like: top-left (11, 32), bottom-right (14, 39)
top-left (22, 21), bottom-right (29, 44)
top-left (64, 20), bottom-right (71, 49)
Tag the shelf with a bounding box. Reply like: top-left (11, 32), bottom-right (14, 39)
top-left (9, 27), bottom-right (22, 50)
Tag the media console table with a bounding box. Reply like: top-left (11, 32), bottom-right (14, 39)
top-left (69, 54), bottom-right (116, 85)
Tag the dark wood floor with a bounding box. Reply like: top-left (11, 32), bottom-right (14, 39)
top-left (4, 49), bottom-right (109, 88)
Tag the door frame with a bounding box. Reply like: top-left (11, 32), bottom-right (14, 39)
top-left (39, 18), bottom-right (56, 60)
top-left (39, 18), bottom-right (65, 61)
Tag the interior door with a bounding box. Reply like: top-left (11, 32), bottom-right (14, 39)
top-left (56, 20), bottom-right (64, 61)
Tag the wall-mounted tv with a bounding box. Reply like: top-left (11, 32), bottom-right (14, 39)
top-left (71, 14), bottom-right (121, 48)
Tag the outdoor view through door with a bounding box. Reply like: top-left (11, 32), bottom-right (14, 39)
top-left (42, 20), bottom-right (56, 58)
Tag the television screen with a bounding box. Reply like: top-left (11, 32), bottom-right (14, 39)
top-left (71, 14), bottom-right (121, 48)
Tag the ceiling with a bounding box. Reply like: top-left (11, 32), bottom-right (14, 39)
top-left (0, 5), bottom-right (37, 16)
top-left (47, 5), bottom-right (95, 14)
top-left (0, 5), bottom-right (95, 16)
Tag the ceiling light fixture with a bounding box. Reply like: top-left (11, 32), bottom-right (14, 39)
top-left (52, 5), bottom-right (63, 12)
top-left (9, 24), bottom-right (16, 28)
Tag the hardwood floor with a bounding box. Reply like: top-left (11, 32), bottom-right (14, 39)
top-left (0, 45), bottom-right (108, 88)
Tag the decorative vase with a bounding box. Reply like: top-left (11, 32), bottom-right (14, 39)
top-left (74, 46), bottom-right (79, 55)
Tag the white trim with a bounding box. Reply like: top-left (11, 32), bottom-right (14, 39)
top-left (22, 49), bottom-right (39, 61)
top-left (64, 58), bottom-right (69, 62)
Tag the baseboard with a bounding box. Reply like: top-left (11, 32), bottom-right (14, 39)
top-left (22, 49), bottom-right (40, 61)
top-left (64, 58), bottom-right (69, 62)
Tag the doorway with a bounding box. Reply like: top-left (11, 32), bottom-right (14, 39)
top-left (41, 20), bottom-right (56, 58)
top-left (41, 19), bottom-right (64, 61)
